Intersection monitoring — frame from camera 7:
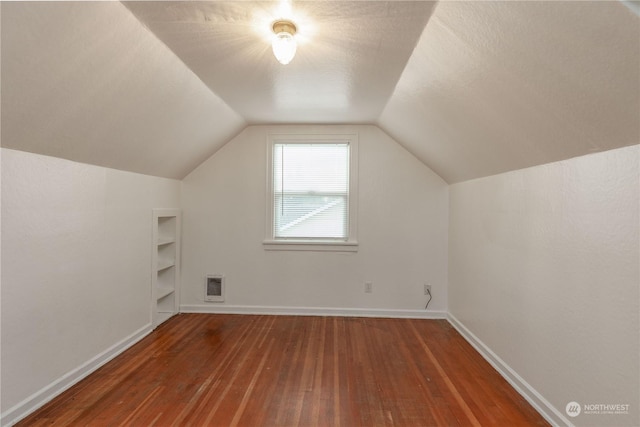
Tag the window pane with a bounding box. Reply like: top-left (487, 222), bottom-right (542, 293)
top-left (273, 143), bottom-right (349, 240)
top-left (274, 144), bottom-right (348, 193)
top-left (275, 195), bottom-right (347, 239)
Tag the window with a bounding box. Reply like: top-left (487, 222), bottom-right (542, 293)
top-left (264, 134), bottom-right (358, 251)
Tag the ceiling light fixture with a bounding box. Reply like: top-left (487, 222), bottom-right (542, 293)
top-left (271, 20), bottom-right (297, 65)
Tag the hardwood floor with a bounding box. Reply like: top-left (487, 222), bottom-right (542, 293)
top-left (18, 314), bottom-right (549, 426)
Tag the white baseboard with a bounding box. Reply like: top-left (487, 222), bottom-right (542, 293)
top-left (446, 313), bottom-right (571, 427)
top-left (181, 304), bottom-right (447, 319)
top-left (1, 323), bottom-right (153, 427)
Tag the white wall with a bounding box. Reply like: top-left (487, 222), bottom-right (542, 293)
top-left (0, 148), bottom-right (181, 423)
top-left (181, 125), bottom-right (448, 315)
top-left (449, 145), bottom-right (639, 426)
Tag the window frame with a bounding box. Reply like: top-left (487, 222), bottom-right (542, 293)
top-left (264, 133), bottom-right (358, 252)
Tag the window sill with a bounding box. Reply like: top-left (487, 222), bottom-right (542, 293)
top-left (263, 240), bottom-right (358, 252)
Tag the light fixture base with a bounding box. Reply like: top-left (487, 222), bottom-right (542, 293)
top-left (272, 20), bottom-right (297, 36)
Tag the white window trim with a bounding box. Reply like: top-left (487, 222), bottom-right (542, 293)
top-left (264, 133), bottom-right (358, 252)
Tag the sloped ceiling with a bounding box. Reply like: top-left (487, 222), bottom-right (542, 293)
top-left (1, 2), bottom-right (245, 179)
top-left (124, 1), bottom-right (436, 124)
top-left (1, 1), bottom-right (638, 183)
top-left (380, 1), bottom-right (639, 183)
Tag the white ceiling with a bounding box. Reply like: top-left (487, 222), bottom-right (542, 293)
top-left (123, 1), bottom-right (436, 124)
top-left (1, 2), bottom-right (245, 179)
top-left (1, 1), bottom-right (638, 182)
top-left (380, 1), bottom-right (640, 183)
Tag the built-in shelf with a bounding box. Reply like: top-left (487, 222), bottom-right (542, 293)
top-left (156, 311), bottom-right (173, 324)
top-left (157, 260), bottom-right (175, 271)
top-left (152, 209), bottom-right (181, 329)
top-left (157, 286), bottom-right (175, 300)
top-left (157, 237), bottom-right (175, 246)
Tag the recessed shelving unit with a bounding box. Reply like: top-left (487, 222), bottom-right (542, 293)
top-left (151, 209), bottom-right (181, 329)
top-left (157, 236), bottom-right (175, 246)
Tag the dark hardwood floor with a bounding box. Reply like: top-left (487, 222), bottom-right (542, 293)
top-left (18, 314), bottom-right (548, 426)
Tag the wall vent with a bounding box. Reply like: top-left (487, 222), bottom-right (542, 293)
top-left (205, 275), bottom-right (225, 302)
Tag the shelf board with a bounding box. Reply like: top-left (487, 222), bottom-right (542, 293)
top-left (156, 311), bottom-right (174, 325)
top-left (157, 260), bottom-right (175, 271)
top-left (157, 286), bottom-right (175, 300)
top-left (157, 237), bottom-right (175, 246)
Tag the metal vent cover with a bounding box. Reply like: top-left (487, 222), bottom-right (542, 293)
top-left (205, 275), bottom-right (225, 302)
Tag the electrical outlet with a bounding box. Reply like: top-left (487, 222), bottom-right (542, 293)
top-left (424, 283), bottom-right (432, 295)
top-left (365, 282), bottom-right (373, 293)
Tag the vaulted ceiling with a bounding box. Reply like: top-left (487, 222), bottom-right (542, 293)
top-left (2, 1), bottom-right (638, 182)
top-left (124, 1), bottom-right (436, 124)
top-left (380, 1), bottom-right (639, 182)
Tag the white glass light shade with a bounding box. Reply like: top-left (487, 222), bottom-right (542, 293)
top-left (272, 31), bottom-right (297, 65)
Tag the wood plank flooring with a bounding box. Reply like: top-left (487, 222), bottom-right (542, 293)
top-left (18, 314), bottom-right (549, 426)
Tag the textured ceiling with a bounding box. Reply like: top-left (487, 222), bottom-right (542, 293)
top-left (1, 2), bottom-right (245, 179)
top-left (380, 1), bottom-right (640, 183)
top-left (1, 1), bottom-right (638, 183)
top-left (124, 1), bottom-right (436, 124)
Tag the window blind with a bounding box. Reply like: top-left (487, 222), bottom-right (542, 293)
top-left (273, 143), bottom-right (349, 240)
